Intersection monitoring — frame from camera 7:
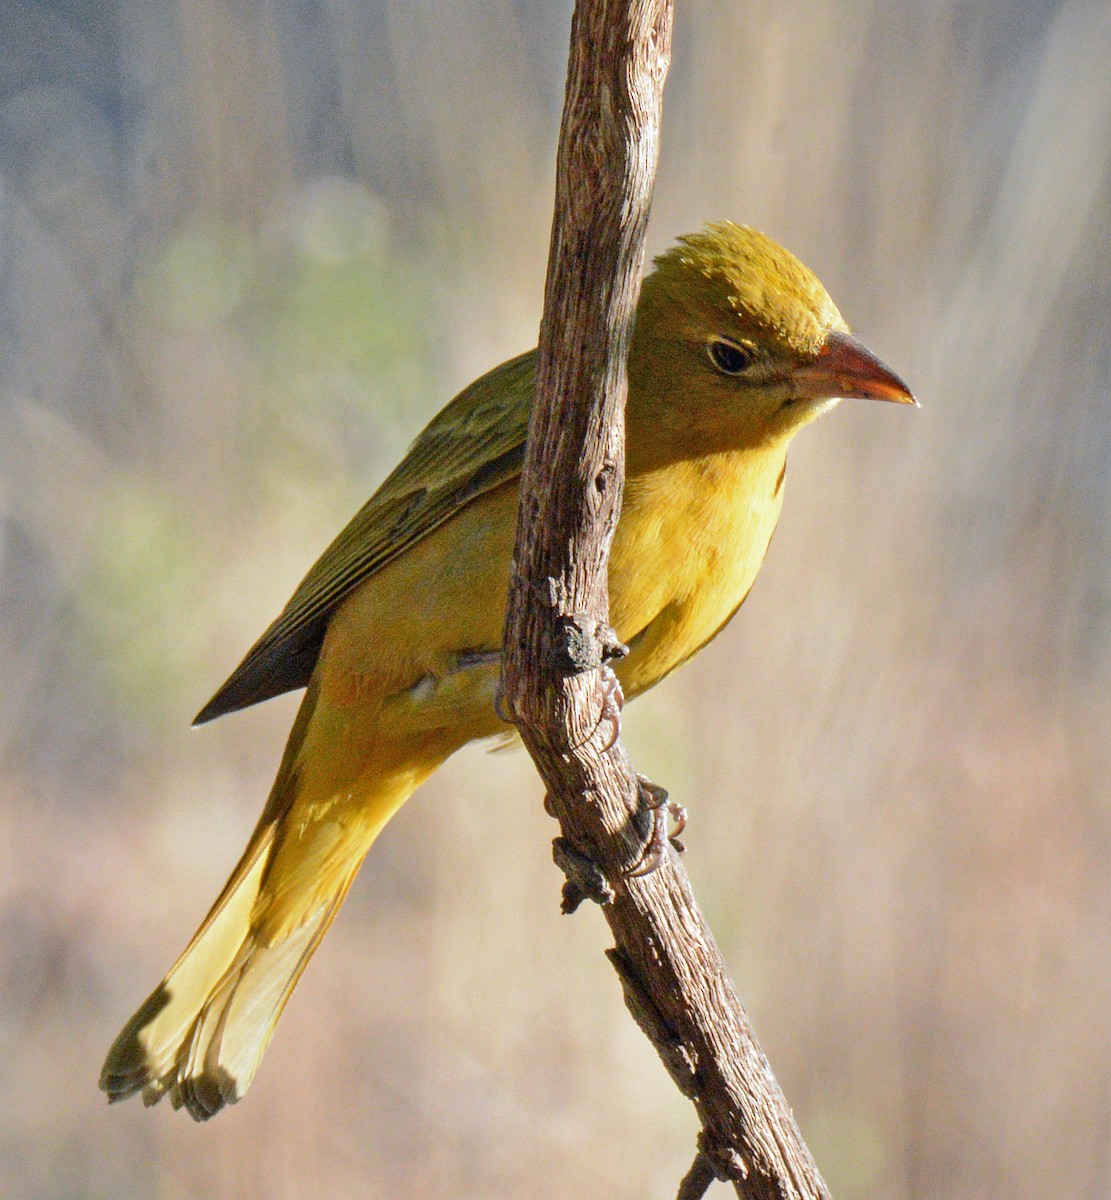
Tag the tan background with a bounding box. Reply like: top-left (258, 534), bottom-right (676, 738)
top-left (1, 2), bottom-right (1108, 1197)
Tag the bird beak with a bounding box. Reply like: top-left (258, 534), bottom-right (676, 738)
top-left (796, 330), bottom-right (918, 405)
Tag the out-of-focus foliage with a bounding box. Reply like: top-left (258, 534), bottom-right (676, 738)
top-left (0, 3), bottom-right (1107, 1198)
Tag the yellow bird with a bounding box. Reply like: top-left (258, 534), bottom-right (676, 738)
top-left (100, 223), bottom-right (915, 1120)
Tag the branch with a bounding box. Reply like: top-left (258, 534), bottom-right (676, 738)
top-left (502, 3), bottom-right (832, 1198)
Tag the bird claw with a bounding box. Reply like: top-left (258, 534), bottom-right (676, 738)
top-left (596, 663), bottom-right (625, 752)
top-left (628, 775), bottom-right (687, 878)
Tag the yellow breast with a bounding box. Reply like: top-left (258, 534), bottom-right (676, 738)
top-left (610, 446), bottom-right (787, 697)
top-left (320, 443), bottom-right (786, 740)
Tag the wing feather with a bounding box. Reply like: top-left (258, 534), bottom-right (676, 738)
top-left (194, 351), bottom-right (535, 724)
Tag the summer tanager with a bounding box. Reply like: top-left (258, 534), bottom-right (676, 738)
top-left (101, 223), bottom-right (915, 1120)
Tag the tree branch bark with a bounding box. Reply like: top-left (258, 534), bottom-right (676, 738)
top-left (502, 3), bottom-right (833, 1197)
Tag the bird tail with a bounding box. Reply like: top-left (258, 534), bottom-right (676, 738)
top-left (99, 769), bottom-right (411, 1121)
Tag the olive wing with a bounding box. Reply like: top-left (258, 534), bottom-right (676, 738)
top-left (194, 351), bottom-right (536, 724)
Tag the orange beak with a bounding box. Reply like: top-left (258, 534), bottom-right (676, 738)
top-left (795, 330), bottom-right (917, 405)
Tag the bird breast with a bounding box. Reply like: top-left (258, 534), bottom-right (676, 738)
top-left (610, 447), bottom-right (787, 697)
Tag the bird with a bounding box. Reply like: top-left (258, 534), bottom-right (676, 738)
top-left (100, 222), bottom-right (915, 1120)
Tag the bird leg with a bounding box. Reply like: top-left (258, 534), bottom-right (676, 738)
top-left (591, 623), bottom-right (628, 752)
top-left (547, 773), bottom-right (686, 907)
top-left (596, 664), bottom-right (625, 752)
top-left (628, 775), bottom-right (687, 878)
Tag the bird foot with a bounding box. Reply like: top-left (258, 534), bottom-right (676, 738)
top-left (628, 775), bottom-right (687, 878)
top-left (552, 836), bottom-right (615, 913)
top-left (596, 661), bottom-right (625, 752)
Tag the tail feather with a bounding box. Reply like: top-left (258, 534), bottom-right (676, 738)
top-left (100, 814), bottom-right (374, 1120)
top-left (99, 825), bottom-right (364, 1113)
top-left (169, 882), bottom-right (352, 1120)
top-left (100, 831), bottom-right (274, 1106)
top-left (102, 676), bottom-right (436, 1122)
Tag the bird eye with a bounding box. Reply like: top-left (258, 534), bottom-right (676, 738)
top-left (708, 339), bottom-right (755, 375)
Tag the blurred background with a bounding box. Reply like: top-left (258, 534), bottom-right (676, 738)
top-left (1, 1), bottom-right (1108, 1196)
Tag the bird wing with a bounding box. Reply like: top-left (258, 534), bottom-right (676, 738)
top-left (194, 351), bottom-right (536, 724)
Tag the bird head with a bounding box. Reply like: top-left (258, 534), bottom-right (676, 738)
top-left (628, 223), bottom-right (914, 469)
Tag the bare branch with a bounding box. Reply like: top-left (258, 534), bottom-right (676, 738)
top-left (503, 3), bottom-right (832, 1197)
